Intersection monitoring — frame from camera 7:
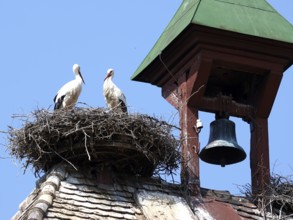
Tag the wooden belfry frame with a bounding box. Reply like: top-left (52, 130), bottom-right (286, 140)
top-left (160, 30), bottom-right (284, 195)
top-left (132, 0), bottom-right (293, 196)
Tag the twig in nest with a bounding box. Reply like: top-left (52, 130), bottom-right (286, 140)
top-left (50, 148), bottom-right (78, 171)
top-left (82, 129), bottom-right (91, 161)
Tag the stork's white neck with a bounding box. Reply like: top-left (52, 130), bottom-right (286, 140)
top-left (104, 76), bottom-right (117, 90)
top-left (104, 76), bottom-right (112, 84)
top-left (73, 69), bottom-right (80, 76)
top-left (76, 73), bottom-right (83, 82)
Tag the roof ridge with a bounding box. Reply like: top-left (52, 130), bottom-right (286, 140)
top-left (165, 0), bottom-right (200, 33)
top-left (191, 0), bottom-right (202, 24)
top-left (13, 166), bottom-right (67, 220)
top-left (213, 0), bottom-right (275, 12)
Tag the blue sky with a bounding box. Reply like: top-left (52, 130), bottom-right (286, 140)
top-left (0, 1), bottom-right (292, 219)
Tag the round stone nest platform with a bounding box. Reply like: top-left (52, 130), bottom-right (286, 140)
top-left (8, 108), bottom-right (180, 176)
top-left (50, 134), bottom-right (158, 177)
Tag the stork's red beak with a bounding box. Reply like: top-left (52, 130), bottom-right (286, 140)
top-left (79, 70), bottom-right (85, 84)
top-left (104, 72), bottom-right (111, 81)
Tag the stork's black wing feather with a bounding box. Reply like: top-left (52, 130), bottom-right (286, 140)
top-left (119, 99), bottom-right (128, 114)
top-left (54, 95), bottom-right (66, 110)
top-left (53, 94), bottom-right (58, 103)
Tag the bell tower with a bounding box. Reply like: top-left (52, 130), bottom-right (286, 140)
top-left (131, 0), bottom-right (293, 196)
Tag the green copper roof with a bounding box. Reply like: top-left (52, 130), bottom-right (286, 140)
top-left (132, 0), bottom-right (293, 80)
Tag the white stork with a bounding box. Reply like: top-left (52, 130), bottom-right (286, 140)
top-left (53, 64), bottom-right (85, 110)
top-left (103, 68), bottom-right (127, 113)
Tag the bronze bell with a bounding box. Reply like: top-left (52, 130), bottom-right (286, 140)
top-left (199, 118), bottom-right (246, 167)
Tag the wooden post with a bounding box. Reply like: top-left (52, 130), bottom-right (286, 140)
top-left (162, 56), bottom-right (212, 196)
top-left (178, 72), bottom-right (200, 196)
top-left (250, 117), bottom-right (270, 195)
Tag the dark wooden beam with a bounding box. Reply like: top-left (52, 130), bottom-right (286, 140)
top-left (178, 72), bottom-right (200, 196)
top-left (198, 96), bottom-right (254, 119)
top-left (162, 51), bottom-right (213, 109)
top-left (254, 69), bottom-right (283, 118)
top-left (162, 80), bottom-right (180, 109)
top-left (250, 117), bottom-right (270, 195)
top-left (187, 53), bottom-right (213, 106)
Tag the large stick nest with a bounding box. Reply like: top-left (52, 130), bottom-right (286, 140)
top-left (8, 108), bottom-right (180, 177)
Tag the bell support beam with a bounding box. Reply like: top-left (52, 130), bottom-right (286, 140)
top-left (250, 117), bottom-right (270, 195)
top-left (249, 67), bottom-right (283, 195)
top-left (199, 96), bottom-right (254, 119)
top-left (162, 54), bottom-right (213, 109)
top-left (162, 79), bottom-right (180, 110)
top-left (254, 68), bottom-right (283, 118)
top-left (187, 54), bottom-right (213, 107)
top-left (178, 72), bottom-right (200, 196)
top-left (162, 56), bottom-right (213, 196)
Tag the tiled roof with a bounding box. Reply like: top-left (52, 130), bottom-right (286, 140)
top-left (12, 164), bottom-right (289, 220)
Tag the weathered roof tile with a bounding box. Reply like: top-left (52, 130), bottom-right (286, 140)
top-left (236, 210), bottom-right (263, 220)
top-left (18, 189), bottom-right (40, 212)
top-left (136, 190), bottom-right (197, 220)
